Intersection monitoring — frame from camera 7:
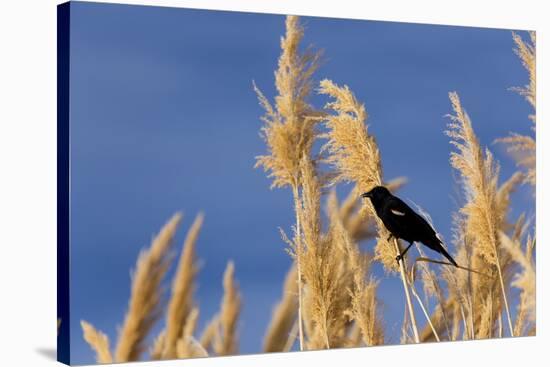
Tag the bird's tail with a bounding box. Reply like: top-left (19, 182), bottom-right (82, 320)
top-left (425, 237), bottom-right (459, 267)
top-left (437, 241), bottom-right (458, 267)
top-left (423, 239), bottom-right (493, 276)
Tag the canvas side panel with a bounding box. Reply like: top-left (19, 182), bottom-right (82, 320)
top-left (57, 2), bottom-right (71, 365)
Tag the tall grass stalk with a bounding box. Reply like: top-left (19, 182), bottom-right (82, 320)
top-left (446, 92), bottom-right (514, 337)
top-left (408, 267), bottom-right (440, 342)
top-left (292, 185), bottom-right (306, 350)
top-left (254, 15), bottom-right (322, 350)
top-left (394, 238), bottom-right (420, 342)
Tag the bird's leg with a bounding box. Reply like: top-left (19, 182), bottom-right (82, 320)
top-left (396, 242), bottom-right (414, 263)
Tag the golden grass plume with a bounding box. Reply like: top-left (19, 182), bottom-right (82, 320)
top-left (511, 31), bottom-right (536, 110)
top-left (446, 92), bottom-right (515, 337)
top-left (254, 15), bottom-right (322, 189)
top-left (81, 321), bottom-right (113, 364)
top-left (500, 232), bottom-right (536, 336)
top-left (297, 163), bottom-right (351, 349)
top-left (213, 261), bottom-right (242, 356)
top-left (318, 79), bottom-right (400, 273)
top-left (333, 192), bottom-right (384, 346)
top-left (496, 32), bottom-right (536, 187)
top-left (115, 213), bottom-right (182, 362)
top-left (254, 15), bottom-right (323, 351)
top-left (162, 213), bottom-right (204, 359)
top-left (263, 264), bottom-right (298, 352)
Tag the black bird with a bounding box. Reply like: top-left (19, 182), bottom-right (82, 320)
top-left (361, 186), bottom-right (458, 267)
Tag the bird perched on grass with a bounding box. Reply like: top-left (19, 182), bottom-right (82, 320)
top-left (362, 186), bottom-right (458, 267)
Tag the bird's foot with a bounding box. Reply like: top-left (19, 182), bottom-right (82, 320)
top-left (395, 254), bottom-right (402, 263)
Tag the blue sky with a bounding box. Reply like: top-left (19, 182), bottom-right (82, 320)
top-left (68, 1), bottom-right (534, 364)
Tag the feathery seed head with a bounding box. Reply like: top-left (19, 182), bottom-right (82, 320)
top-left (255, 16), bottom-right (322, 189)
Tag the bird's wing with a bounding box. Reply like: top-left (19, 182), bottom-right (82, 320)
top-left (386, 196), bottom-right (456, 265)
top-left (386, 196), bottom-right (437, 236)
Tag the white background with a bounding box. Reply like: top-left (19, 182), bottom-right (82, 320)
top-left (0, 0), bottom-right (545, 366)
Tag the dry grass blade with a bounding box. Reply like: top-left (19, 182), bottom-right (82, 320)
top-left (263, 264), bottom-right (298, 352)
top-left (176, 337), bottom-right (208, 359)
top-left (81, 320), bottom-right (113, 364)
top-left (393, 238), bottom-right (420, 343)
top-left (413, 243), bottom-right (454, 340)
top-left (150, 331), bottom-right (165, 360)
top-left (115, 213), bottom-right (182, 362)
top-left (213, 261), bottom-right (242, 356)
top-left (175, 308), bottom-right (205, 358)
top-left (199, 317), bottom-right (218, 353)
top-left (163, 213), bottom-right (204, 359)
top-left (419, 300), bottom-right (456, 342)
top-left (407, 276), bottom-right (440, 342)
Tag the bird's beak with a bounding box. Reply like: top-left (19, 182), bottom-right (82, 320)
top-left (361, 192), bottom-right (371, 199)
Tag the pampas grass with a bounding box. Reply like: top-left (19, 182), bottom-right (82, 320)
top-left (162, 213), bottom-right (203, 359)
top-left (500, 232), bottom-right (536, 336)
top-left (254, 15), bottom-right (321, 190)
top-left (446, 92), bottom-right (514, 337)
top-left (318, 79), bottom-right (397, 273)
top-left (150, 331), bottom-right (165, 360)
top-left (81, 213), bottom-right (242, 362)
top-left (199, 316), bottom-right (218, 353)
top-left (294, 157), bottom-right (333, 349)
top-left (173, 307), bottom-right (203, 358)
top-left (213, 261), bottom-right (242, 356)
top-left (254, 15), bottom-right (322, 350)
top-left (263, 265), bottom-right (298, 352)
top-left (496, 32), bottom-right (536, 187)
top-left (81, 321), bottom-right (113, 364)
top-left (115, 213), bottom-right (182, 362)
top-left (326, 190), bottom-right (383, 347)
top-left (319, 78), bottom-right (419, 342)
top-left (78, 18), bottom-right (535, 364)
top-left (511, 32), bottom-right (536, 110)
